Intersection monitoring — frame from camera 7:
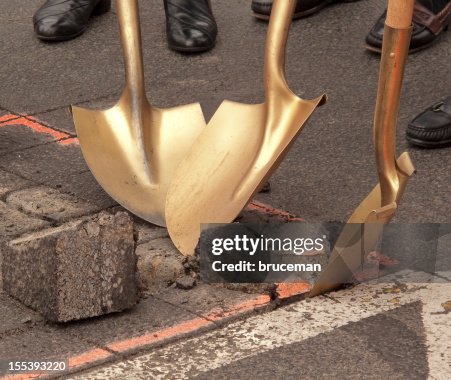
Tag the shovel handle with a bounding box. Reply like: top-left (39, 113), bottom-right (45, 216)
top-left (115, 0), bottom-right (146, 98)
top-left (374, 0), bottom-right (414, 206)
top-left (263, 0), bottom-right (296, 101)
top-left (386, 0), bottom-right (415, 28)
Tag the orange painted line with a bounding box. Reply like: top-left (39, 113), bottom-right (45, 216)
top-left (366, 251), bottom-right (399, 267)
top-left (0, 349), bottom-right (111, 380)
top-left (107, 317), bottom-right (214, 353)
top-left (276, 282), bottom-right (311, 299)
top-left (247, 200), bottom-right (305, 221)
top-left (204, 294), bottom-right (271, 321)
top-left (0, 114), bottom-right (22, 123)
top-left (107, 294), bottom-right (272, 353)
top-left (0, 291), bottom-right (303, 378)
top-left (0, 114), bottom-right (71, 145)
top-left (68, 348), bottom-right (112, 369)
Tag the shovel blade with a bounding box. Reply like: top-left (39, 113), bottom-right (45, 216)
top-left (166, 95), bottom-right (325, 256)
top-left (73, 99), bottom-right (205, 226)
top-left (309, 153), bottom-right (415, 296)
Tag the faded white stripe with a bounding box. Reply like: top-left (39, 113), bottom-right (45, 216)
top-left (70, 270), bottom-right (450, 380)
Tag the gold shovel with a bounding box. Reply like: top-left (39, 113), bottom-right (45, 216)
top-left (72, 0), bottom-right (206, 227)
top-left (310, 0), bottom-right (415, 296)
top-left (165, 0), bottom-right (326, 256)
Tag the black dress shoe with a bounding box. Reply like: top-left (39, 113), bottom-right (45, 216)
top-left (406, 96), bottom-right (451, 148)
top-left (251, 0), bottom-right (361, 20)
top-left (366, 2), bottom-right (451, 53)
top-left (164, 0), bottom-right (217, 53)
top-left (33, 0), bottom-right (111, 41)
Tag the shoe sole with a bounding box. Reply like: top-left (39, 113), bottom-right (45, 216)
top-left (252, 0), bottom-right (360, 21)
top-left (168, 42), bottom-right (216, 54)
top-left (406, 135), bottom-right (451, 148)
top-left (36, 27), bottom-right (88, 42)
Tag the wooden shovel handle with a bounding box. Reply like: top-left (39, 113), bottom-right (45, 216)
top-left (374, 0), bottom-right (414, 206)
top-left (115, 0), bottom-right (146, 98)
top-left (386, 0), bottom-right (415, 28)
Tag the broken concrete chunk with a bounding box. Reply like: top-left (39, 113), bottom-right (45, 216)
top-left (136, 238), bottom-right (185, 293)
top-left (2, 211), bottom-right (138, 322)
top-left (176, 276), bottom-right (197, 290)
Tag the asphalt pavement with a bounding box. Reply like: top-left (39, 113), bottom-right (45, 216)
top-left (0, 0), bottom-right (450, 379)
top-left (0, 0), bottom-right (450, 223)
top-left (69, 270), bottom-right (451, 380)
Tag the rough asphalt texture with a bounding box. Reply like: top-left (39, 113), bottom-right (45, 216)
top-left (194, 303), bottom-right (429, 380)
top-left (0, 0), bottom-right (449, 378)
top-left (70, 270), bottom-right (451, 380)
top-left (0, 0), bottom-right (450, 224)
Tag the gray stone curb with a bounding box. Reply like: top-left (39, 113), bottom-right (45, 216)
top-left (2, 211), bottom-right (138, 322)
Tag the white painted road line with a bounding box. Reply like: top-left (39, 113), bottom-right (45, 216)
top-left (70, 270), bottom-right (450, 380)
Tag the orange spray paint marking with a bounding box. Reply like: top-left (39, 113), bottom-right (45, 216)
top-left (276, 283), bottom-right (311, 299)
top-left (205, 294), bottom-right (271, 321)
top-left (0, 114), bottom-right (22, 123)
top-left (0, 290), bottom-right (305, 379)
top-left (107, 295), bottom-right (273, 354)
top-left (0, 350), bottom-right (112, 380)
top-left (68, 348), bottom-right (112, 369)
top-left (0, 114), bottom-right (72, 145)
top-left (247, 200), bottom-right (305, 221)
top-left (107, 317), bottom-right (214, 353)
top-left (366, 251), bottom-right (399, 267)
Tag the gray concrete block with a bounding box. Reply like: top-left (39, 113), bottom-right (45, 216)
top-left (6, 186), bottom-right (99, 222)
top-left (0, 201), bottom-right (49, 240)
top-left (136, 238), bottom-right (185, 293)
top-left (2, 212), bottom-right (138, 322)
